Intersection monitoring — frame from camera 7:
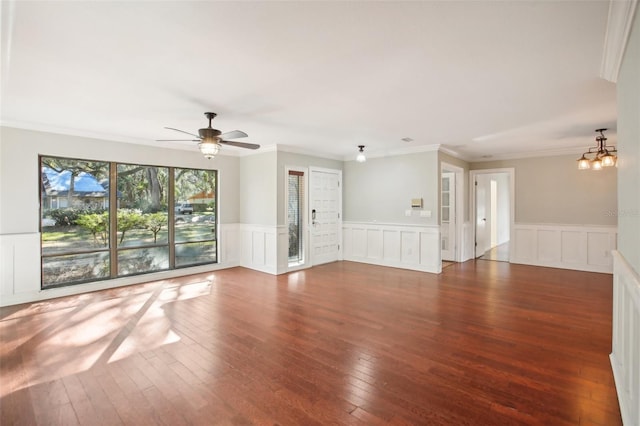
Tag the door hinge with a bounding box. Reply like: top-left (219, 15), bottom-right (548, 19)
top-left (475, 181), bottom-right (478, 186)
top-left (475, 242), bottom-right (477, 247)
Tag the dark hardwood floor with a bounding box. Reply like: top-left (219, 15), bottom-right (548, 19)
top-left (0, 261), bottom-right (621, 425)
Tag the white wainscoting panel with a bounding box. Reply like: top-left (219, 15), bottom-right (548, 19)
top-left (219, 223), bottom-right (240, 266)
top-left (239, 224), bottom-right (279, 275)
top-left (343, 222), bottom-right (441, 273)
top-left (511, 224), bottom-right (617, 273)
top-left (0, 224), bottom-right (243, 307)
top-left (0, 233), bottom-right (41, 299)
top-left (383, 230), bottom-right (400, 262)
top-left (276, 226), bottom-right (290, 274)
top-left (461, 221), bottom-right (474, 262)
top-left (610, 251), bottom-right (640, 426)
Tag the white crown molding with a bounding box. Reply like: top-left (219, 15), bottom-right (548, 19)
top-left (0, 121), bottom-right (256, 158)
top-left (3, 121), bottom-right (605, 165)
top-left (1, 120), bottom-right (154, 146)
top-left (438, 146), bottom-right (471, 161)
top-left (467, 145), bottom-right (608, 163)
top-left (343, 143), bottom-right (441, 162)
top-left (233, 144), bottom-right (344, 161)
top-left (600, 0), bottom-right (639, 83)
top-left (274, 144), bottom-right (344, 161)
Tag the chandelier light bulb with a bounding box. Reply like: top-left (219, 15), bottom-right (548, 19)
top-left (601, 152), bottom-right (616, 167)
top-left (577, 155), bottom-right (591, 170)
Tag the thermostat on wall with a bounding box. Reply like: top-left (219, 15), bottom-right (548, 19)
top-left (411, 198), bottom-right (423, 208)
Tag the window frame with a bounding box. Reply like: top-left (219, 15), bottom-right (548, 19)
top-left (39, 155), bottom-right (218, 289)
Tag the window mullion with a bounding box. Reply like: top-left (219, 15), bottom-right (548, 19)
top-left (168, 168), bottom-right (176, 269)
top-left (109, 162), bottom-right (118, 278)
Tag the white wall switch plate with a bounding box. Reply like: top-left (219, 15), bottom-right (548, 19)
top-left (405, 209), bottom-right (412, 217)
top-left (420, 210), bottom-right (431, 217)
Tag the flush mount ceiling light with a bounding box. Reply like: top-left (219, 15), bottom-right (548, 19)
top-left (577, 128), bottom-right (617, 170)
top-left (356, 145), bottom-right (366, 163)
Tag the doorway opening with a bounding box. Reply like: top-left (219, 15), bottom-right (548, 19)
top-left (471, 169), bottom-right (514, 262)
top-left (440, 162), bottom-right (464, 267)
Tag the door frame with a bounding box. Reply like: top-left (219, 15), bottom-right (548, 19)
top-left (309, 167), bottom-right (343, 266)
top-left (469, 168), bottom-right (515, 261)
top-left (440, 162), bottom-right (464, 262)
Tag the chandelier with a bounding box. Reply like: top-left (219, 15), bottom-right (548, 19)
top-left (577, 129), bottom-right (617, 170)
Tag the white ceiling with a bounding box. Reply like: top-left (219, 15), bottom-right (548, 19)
top-left (1, 1), bottom-right (617, 162)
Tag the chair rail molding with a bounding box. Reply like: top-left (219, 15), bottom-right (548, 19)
top-left (610, 250), bottom-right (640, 426)
top-left (600, 0), bottom-right (639, 82)
top-left (343, 222), bottom-right (441, 274)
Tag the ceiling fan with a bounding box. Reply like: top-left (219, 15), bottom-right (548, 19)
top-left (158, 112), bottom-right (260, 159)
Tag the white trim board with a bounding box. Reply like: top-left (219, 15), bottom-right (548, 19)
top-left (610, 250), bottom-right (640, 426)
top-left (470, 168), bottom-right (516, 260)
top-left (600, 0), bottom-right (639, 82)
top-left (440, 162), bottom-right (465, 263)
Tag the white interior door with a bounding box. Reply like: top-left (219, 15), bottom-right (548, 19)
top-left (475, 175), bottom-right (489, 258)
top-left (441, 172), bottom-right (456, 261)
top-left (309, 168), bottom-right (342, 265)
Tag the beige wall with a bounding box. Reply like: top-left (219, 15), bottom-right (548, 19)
top-left (343, 150), bottom-right (439, 225)
top-left (0, 127), bottom-right (241, 234)
top-left (471, 154), bottom-right (617, 226)
top-left (238, 151), bottom-right (277, 226)
top-left (617, 9), bottom-right (640, 275)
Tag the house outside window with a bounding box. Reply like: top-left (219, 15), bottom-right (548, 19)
top-left (40, 156), bottom-right (218, 288)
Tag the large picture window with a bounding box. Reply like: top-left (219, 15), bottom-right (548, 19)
top-left (40, 156), bottom-right (218, 289)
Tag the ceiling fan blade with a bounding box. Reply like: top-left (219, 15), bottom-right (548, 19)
top-left (220, 130), bottom-right (248, 140)
top-left (164, 127), bottom-right (202, 139)
top-left (220, 140), bottom-right (260, 150)
top-left (156, 139), bottom-right (200, 142)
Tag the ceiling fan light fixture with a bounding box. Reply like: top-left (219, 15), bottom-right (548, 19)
top-left (199, 139), bottom-right (220, 159)
top-left (158, 112), bottom-right (259, 158)
top-left (356, 145), bottom-right (366, 163)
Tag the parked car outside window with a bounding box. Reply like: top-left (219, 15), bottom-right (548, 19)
top-left (175, 203), bottom-right (194, 214)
